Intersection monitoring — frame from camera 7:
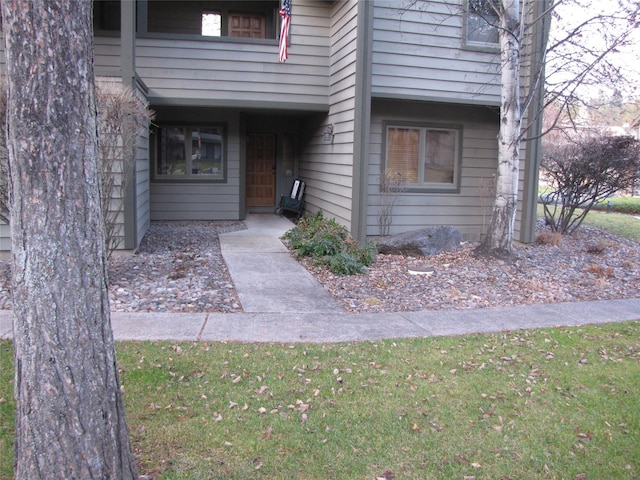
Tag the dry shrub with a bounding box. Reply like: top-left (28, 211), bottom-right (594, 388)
top-left (535, 231), bottom-right (562, 246)
top-left (585, 242), bottom-right (608, 254)
top-left (96, 79), bottom-right (155, 257)
top-left (586, 264), bottom-right (615, 278)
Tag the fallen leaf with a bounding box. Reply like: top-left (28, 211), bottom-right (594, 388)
top-left (256, 385), bottom-right (269, 395)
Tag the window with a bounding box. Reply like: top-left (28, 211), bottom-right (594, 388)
top-left (385, 125), bottom-right (461, 191)
top-left (156, 126), bottom-right (225, 181)
top-left (465, 0), bottom-right (499, 47)
top-left (94, 0), bottom-right (121, 32)
top-left (147, 1), bottom-right (278, 39)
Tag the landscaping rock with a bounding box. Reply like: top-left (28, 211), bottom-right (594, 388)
top-left (376, 226), bottom-right (462, 256)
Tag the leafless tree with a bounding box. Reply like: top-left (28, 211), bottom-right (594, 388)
top-left (472, 0), bottom-right (640, 257)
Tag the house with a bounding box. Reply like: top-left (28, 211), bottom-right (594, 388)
top-left (0, 0), bottom-right (549, 252)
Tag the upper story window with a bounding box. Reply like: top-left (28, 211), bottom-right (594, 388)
top-left (94, 0), bottom-right (121, 32)
top-left (155, 126), bottom-right (226, 181)
top-left (147, 1), bottom-right (279, 39)
top-left (384, 124), bottom-right (461, 192)
top-left (465, 0), bottom-right (499, 48)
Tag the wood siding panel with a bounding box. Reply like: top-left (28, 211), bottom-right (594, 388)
top-left (150, 113), bottom-right (241, 221)
top-left (134, 100), bottom-right (151, 246)
top-left (371, 0), bottom-right (501, 105)
top-left (135, 0), bottom-right (331, 109)
top-left (0, 224), bottom-right (8, 252)
top-left (367, 99), bottom-right (501, 240)
top-left (299, 0), bottom-right (358, 230)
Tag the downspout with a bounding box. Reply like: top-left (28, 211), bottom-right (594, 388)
top-left (121, 0), bottom-right (137, 249)
top-left (350, 0), bottom-right (373, 242)
top-left (520, 0), bottom-right (550, 243)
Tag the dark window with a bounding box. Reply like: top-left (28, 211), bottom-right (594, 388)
top-left (94, 0), bottom-right (121, 32)
top-left (156, 126), bottom-right (225, 180)
top-left (147, 1), bottom-right (278, 39)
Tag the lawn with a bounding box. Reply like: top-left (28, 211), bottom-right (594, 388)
top-left (2, 322), bottom-right (639, 479)
top-left (537, 201), bottom-right (640, 243)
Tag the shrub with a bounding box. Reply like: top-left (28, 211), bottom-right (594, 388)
top-left (585, 241), bottom-right (608, 254)
top-left (283, 211), bottom-right (376, 275)
top-left (540, 135), bottom-right (640, 234)
top-left (535, 231), bottom-right (562, 246)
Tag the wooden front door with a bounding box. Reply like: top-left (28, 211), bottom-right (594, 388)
top-left (246, 133), bottom-right (276, 207)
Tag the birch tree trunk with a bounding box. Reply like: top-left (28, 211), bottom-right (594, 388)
top-left (2, 1), bottom-right (138, 478)
top-left (476, 0), bottom-right (522, 257)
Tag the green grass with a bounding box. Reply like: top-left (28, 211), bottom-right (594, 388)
top-left (537, 202), bottom-right (640, 243)
top-left (2, 322), bottom-right (640, 479)
top-left (580, 209), bottom-right (640, 242)
top-left (593, 196), bottom-right (640, 215)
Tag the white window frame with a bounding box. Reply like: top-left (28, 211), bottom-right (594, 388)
top-left (464, 0), bottom-right (500, 51)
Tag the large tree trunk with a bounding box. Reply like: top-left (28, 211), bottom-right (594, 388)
top-left (476, 0), bottom-right (522, 257)
top-left (2, 1), bottom-right (138, 478)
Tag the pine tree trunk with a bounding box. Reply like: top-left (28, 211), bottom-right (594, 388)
top-left (477, 0), bottom-right (522, 257)
top-left (2, 1), bottom-right (138, 478)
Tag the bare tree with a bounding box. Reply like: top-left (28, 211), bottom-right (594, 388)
top-left (2, 1), bottom-right (138, 478)
top-left (474, 0), bottom-right (640, 257)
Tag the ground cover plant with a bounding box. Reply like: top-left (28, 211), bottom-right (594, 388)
top-left (283, 211), bottom-right (376, 275)
top-left (1, 322), bottom-right (639, 479)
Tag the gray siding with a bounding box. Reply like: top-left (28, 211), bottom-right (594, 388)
top-left (300, 0), bottom-right (359, 230)
top-left (371, 0), bottom-right (501, 106)
top-left (150, 111), bottom-right (242, 221)
top-left (135, 1), bottom-right (331, 109)
top-left (134, 83), bottom-right (151, 245)
top-left (0, 224), bottom-right (8, 251)
top-left (95, 36), bottom-right (122, 76)
top-left (368, 99), bottom-right (501, 241)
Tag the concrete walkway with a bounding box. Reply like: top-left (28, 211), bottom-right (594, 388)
top-left (0, 214), bottom-right (638, 343)
top-left (218, 214), bottom-right (343, 314)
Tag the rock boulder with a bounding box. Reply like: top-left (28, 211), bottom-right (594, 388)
top-left (376, 226), bottom-right (462, 256)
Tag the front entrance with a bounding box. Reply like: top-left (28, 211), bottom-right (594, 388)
top-left (246, 133), bottom-right (276, 207)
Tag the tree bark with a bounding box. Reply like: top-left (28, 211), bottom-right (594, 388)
top-left (476, 0), bottom-right (522, 257)
top-left (2, 1), bottom-right (138, 478)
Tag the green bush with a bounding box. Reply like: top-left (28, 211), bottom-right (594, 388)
top-left (283, 211), bottom-right (376, 275)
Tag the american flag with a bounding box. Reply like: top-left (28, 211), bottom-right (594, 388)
top-left (278, 0), bottom-right (291, 63)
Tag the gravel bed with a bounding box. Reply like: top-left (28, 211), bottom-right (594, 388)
top-left (1, 220), bottom-right (639, 314)
top-left (0, 221), bottom-right (245, 313)
top-left (299, 222), bottom-right (640, 313)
